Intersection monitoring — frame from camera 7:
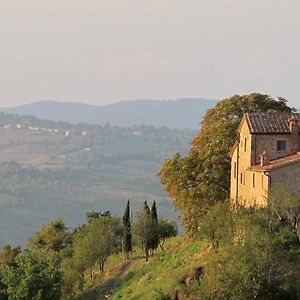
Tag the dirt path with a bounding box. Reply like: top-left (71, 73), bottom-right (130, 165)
top-left (74, 259), bottom-right (136, 300)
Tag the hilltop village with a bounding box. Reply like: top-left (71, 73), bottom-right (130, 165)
top-left (3, 121), bottom-right (88, 138)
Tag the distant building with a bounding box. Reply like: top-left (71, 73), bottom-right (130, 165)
top-left (133, 131), bottom-right (142, 136)
top-left (28, 126), bottom-right (39, 131)
top-left (3, 123), bottom-right (12, 130)
top-left (65, 130), bottom-right (70, 137)
top-left (16, 123), bottom-right (21, 129)
top-left (81, 130), bottom-right (88, 137)
top-left (230, 113), bottom-right (300, 207)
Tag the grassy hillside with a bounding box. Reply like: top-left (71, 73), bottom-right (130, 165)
top-left (69, 205), bottom-right (300, 300)
top-left (0, 112), bottom-right (197, 246)
top-left (72, 237), bottom-right (208, 300)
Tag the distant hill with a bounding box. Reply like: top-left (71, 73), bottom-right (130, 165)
top-left (2, 99), bottom-right (217, 129)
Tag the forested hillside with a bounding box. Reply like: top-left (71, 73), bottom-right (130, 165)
top-left (0, 112), bottom-right (196, 246)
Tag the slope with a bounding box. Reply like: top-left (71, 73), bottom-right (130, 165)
top-left (73, 237), bottom-right (208, 300)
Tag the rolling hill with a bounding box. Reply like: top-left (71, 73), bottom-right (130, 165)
top-left (0, 112), bottom-right (198, 246)
top-left (1, 98), bottom-right (216, 129)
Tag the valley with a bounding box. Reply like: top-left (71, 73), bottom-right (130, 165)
top-left (0, 113), bottom-right (196, 245)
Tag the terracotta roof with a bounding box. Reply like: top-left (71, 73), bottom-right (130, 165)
top-left (245, 113), bottom-right (300, 134)
top-left (249, 152), bottom-right (300, 172)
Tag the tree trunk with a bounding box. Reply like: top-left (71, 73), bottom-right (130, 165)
top-left (99, 257), bottom-right (106, 272)
top-left (145, 246), bottom-right (149, 262)
top-left (160, 240), bottom-right (165, 252)
top-left (79, 272), bottom-right (84, 291)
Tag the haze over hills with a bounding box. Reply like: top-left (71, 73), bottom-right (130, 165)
top-left (0, 111), bottom-right (198, 246)
top-left (2, 98), bottom-right (217, 129)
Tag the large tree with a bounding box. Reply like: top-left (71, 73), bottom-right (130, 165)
top-left (159, 93), bottom-right (294, 234)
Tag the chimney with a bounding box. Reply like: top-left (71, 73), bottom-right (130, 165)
top-left (260, 151), bottom-right (270, 167)
top-left (288, 115), bottom-right (300, 152)
top-left (288, 115), bottom-right (299, 134)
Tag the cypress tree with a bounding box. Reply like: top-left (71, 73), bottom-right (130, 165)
top-left (143, 200), bottom-right (151, 261)
top-left (150, 201), bottom-right (160, 253)
top-left (122, 200), bottom-right (132, 260)
top-left (143, 200), bottom-right (151, 216)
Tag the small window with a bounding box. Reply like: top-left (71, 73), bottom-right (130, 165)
top-left (261, 174), bottom-right (264, 188)
top-left (234, 162), bottom-right (237, 178)
top-left (252, 173), bottom-right (255, 188)
top-left (240, 173), bottom-right (243, 184)
top-left (244, 138), bottom-right (247, 152)
top-left (277, 140), bottom-right (287, 152)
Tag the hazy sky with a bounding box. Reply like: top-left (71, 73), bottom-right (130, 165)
top-left (1, 0), bottom-right (300, 107)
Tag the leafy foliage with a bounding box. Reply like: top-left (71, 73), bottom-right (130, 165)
top-left (61, 214), bottom-right (122, 294)
top-left (157, 218), bottom-right (178, 251)
top-left (1, 250), bottom-right (61, 300)
top-left (0, 245), bottom-right (21, 268)
top-left (28, 218), bottom-right (70, 256)
top-left (268, 187), bottom-right (300, 241)
top-left (191, 204), bottom-right (300, 299)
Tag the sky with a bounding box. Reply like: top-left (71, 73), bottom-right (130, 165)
top-left (0, 0), bottom-right (300, 108)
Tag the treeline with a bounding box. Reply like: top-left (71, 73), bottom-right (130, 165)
top-left (0, 201), bottom-right (177, 300)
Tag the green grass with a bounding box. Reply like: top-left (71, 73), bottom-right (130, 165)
top-left (73, 237), bottom-right (208, 300)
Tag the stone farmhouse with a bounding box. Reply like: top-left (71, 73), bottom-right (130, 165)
top-left (230, 112), bottom-right (300, 207)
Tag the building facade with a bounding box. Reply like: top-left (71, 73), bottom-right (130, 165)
top-left (230, 113), bottom-right (300, 207)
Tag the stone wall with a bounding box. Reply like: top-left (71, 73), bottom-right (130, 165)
top-left (270, 161), bottom-right (300, 197)
top-left (254, 133), bottom-right (299, 164)
top-left (243, 169), bottom-right (268, 207)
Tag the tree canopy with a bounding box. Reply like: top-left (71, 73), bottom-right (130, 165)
top-left (159, 93), bottom-right (295, 234)
top-left (28, 218), bottom-right (69, 256)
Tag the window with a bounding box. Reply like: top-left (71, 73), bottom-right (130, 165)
top-left (252, 173), bottom-right (255, 187)
top-left (234, 162), bottom-right (237, 178)
top-left (244, 138), bottom-right (247, 152)
top-left (277, 140), bottom-right (287, 152)
top-left (240, 173), bottom-right (243, 184)
top-left (261, 174), bottom-right (264, 188)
